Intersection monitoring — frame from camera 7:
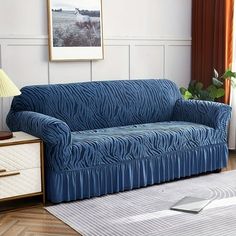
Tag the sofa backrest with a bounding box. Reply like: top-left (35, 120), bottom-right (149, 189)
top-left (9, 79), bottom-right (181, 131)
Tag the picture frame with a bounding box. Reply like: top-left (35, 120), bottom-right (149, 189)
top-left (47, 0), bottom-right (104, 61)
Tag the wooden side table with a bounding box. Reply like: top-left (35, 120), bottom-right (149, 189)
top-left (0, 132), bottom-right (45, 206)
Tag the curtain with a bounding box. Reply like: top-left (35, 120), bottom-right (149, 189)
top-left (192, 0), bottom-right (234, 102)
top-left (225, 0), bottom-right (234, 104)
top-left (229, 3), bottom-right (236, 149)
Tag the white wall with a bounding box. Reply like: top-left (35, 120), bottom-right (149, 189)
top-left (0, 0), bottom-right (192, 129)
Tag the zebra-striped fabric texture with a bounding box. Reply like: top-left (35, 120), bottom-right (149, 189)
top-left (6, 79), bottom-right (232, 203)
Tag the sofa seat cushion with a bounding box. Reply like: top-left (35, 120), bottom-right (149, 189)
top-left (70, 121), bottom-right (222, 169)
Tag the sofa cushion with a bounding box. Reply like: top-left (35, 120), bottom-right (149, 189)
top-left (10, 79), bottom-right (181, 131)
top-left (69, 121), bottom-right (222, 169)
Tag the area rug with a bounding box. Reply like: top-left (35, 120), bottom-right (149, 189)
top-left (46, 171), bottom-right (236, 236)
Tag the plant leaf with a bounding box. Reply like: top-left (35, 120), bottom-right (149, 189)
top-left (183, 91), bottom-right (193, 100)
top-left (213, 68), bottom-right (219, 78)
top-left (188, 80), bottom-right (196, 93)
top-left (207, 85), bottom-right (218, 99)
top-left (222, 69), bottom-right (236, 79)
top-left (207, 85), bottom-right (225, 99)
top-left (179, 87), bottom-right (187, 95)
top-left (199, 90), bottom-right (210, 100)
top-left (215, 88), bottom-right (225, 98)
top-left (195, 82), bottom-right (203, 90)
top-left (212, 77), bottom-right (223, 87)
top-left (206, 84), bottom-right (215, 92)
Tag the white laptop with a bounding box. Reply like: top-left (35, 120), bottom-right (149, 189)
top-left (170, 196), bottom-right (213, 213)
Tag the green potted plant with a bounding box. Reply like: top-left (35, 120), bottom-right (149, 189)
top-left (180, 69), bottom-right (236, 101)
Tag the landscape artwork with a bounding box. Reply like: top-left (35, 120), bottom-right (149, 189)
top-left (48, 0), bottom-right (103, 61)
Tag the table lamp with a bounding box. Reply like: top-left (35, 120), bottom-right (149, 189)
top-left (0, 69), bottom-right (21, 140)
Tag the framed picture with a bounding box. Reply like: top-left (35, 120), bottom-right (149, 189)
top-left (47, 0), bottom-right (104, 61)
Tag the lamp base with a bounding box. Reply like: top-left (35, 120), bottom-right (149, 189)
top-left (0, 131), bottom-right (13, 140)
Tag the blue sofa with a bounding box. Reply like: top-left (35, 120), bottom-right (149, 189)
top-left (6, 79), bottom-right (231, 203)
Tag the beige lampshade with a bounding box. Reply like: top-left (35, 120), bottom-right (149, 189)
top-left (0, 69), bottom-right (21, 97)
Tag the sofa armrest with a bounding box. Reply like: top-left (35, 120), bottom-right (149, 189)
top-left (172, 99), bottom-right (232, 131)
top-left (6, 111), bottom-right (72, 170)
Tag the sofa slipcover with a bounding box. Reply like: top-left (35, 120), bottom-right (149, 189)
top-left (6, 79), bottom-right (231, 203)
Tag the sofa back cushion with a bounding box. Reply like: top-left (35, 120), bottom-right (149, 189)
top-left (10, 79), bottom-right (181, 131)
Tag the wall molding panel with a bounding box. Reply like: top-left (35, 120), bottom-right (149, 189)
top-left (0, 36), bottom-right (191, 129)
top-left (0, 36), bottom-right (191, 84)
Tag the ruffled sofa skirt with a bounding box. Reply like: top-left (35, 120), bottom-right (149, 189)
top-left (46, 143), bottom-right (228, 203)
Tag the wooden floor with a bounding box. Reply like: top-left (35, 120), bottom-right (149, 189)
top-left (0, 207), bottom-right (79, 236)
top-left (1, 152), bottom-right (236, 236)
top-left (224, 151), bottom-right (236, 171)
